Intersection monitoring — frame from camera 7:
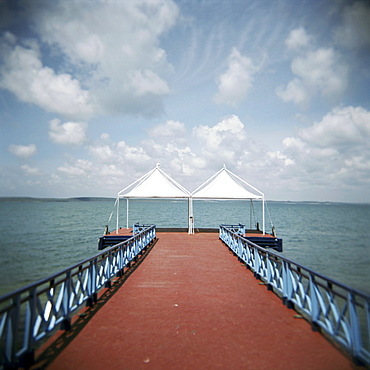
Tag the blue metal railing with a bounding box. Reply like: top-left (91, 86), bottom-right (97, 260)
top-left (221, 223), bottom-right (246, 235)
top-left (133, 223), bottom-right (156, 235)
top-left (0, 224), bottom-right (156, 368)
top-left (220, 224), bottom-right (370, 366)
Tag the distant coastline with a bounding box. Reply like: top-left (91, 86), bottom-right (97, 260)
top-left (0, 197), bottom-right (368, 206)
top-left (0, 197), bottom-right (115, 202)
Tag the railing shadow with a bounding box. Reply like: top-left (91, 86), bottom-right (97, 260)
top-left (31, 238), bottom-right (158, 369)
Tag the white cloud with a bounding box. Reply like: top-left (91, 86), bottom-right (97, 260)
top-left (298, 106), bottom-right (370, 148)
top-left (33, 1), bottom-right (178, 63)
top-left (100, 133), bottom-right (110, 141)
top-left (276, 78), bottom-right (309, 105)
top-left (334, 1), bottom-right (370, 50)
top-left (6, 108), bottom-right (369, 200)
top-left (48, 119), bottom-right (88, 146)
top-left (292, 48), bottom-right (347, 96)
top-left (58, 159), bottom-right (92, 176)
top-left (89, 140), bottom-right (151, 165)
top-left (277, 29), bottom-right (348, 106)
top-left (129, 69), bottom-right (170, 96)
top-left (282, 136), bottom-right (305, 151)
top-left (148, 120), bottom-right (187, 145)
top-left (8, 144), bottom-right (37, 159)
top-left (345, 156), bottom-right (370, 172)
top-left (0, 34), bottom-right (93, 120)
top-left (89, 144), bottom-right (115, 163)
top-left (52, 117), bottom-right (207, 192)
top-left (26, 0), bottom-right (179, 117)
top-left (280, 106), bottom-right (370, 192)
top-left (214, 48), bottom-right (258, 106)
top-left (21, 164), bottom-right (42, 176)
top-left (285, 27), bottom-right (311, 50)
top-left (267, 151), bottom-right (294, 166)
top-left (48, 173), bottom-right (62, 185)
top-left (117, 141), bottom-right (152, 163)
top-left (193, 115), bottom-right (249, 164)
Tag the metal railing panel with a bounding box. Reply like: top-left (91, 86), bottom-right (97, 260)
top-left (220, 224), bottom-right (370, 366)
top-left (0, 224), bottom-right (156, 368)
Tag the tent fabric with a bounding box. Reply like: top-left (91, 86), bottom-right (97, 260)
top-left (191, 166), bottom-right (263, 199)
top-left (115, 164), bottom-right (265, 234)
top-left (118, 164), bottom-right (191, 199)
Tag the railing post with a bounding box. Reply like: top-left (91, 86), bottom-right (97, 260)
top-left (310, 274), bottom-right (320, 331)
top-left (6, 295), bottom-right (20, 366)
top-left (253, 247), bottom-right (260, 278)
top-left (61, 272), bottom-right (72, 330)
top-left (24, 287), bottom-right (36, 355)
top-left (348, 292), bottom-right (362, 364)
top-left (266, 253), bottom-right (273, 290)
top-left (282, 261), bottom-right (293, 308)
top-left (237, 236), bottom-right (243, 260)
top-left (87, 259), bottom-right (97, 307)
top-left (104, 253), bottom-right (112, 288)
top-left (20, 289), bottom-right (36, 368)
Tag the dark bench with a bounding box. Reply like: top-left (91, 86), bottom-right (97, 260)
top-left (246, 237), bottom-right (283, 252)
top-left (98, 235), bottom-right (133, 250)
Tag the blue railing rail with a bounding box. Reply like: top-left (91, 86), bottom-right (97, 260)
top-left (221, 223), bottom-right (246, 235)
top-left (133, 223), bottom-right (156, 235)
top-left (0, 224), bottom-right (156, 369)
top-left (219, 224), bottom-right (370, 367)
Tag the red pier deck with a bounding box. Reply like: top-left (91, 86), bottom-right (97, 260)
top-left (48, 232), bottom-right (355, 369)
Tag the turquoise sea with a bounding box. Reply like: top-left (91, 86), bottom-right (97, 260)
top-left (0, 198), bottom-right (369, 297)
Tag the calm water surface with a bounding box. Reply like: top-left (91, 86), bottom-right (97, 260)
top-left (0, 198), bottom-right (369, 296)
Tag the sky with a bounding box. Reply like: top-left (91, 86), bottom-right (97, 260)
top-left (0, 0), bottom-right (369, 202)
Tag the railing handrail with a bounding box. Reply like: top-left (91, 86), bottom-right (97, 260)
top-left (0, 224), bottom-right (156, 368)
top-left (220, 225), bottom-right (369, 299)
top-left (0, 230), bottom-right (144, 303)
top-left (219, 224), bottom-right (370, 367)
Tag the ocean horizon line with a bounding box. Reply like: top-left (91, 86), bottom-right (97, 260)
top-left (0, 196), bottom-right (369, 206)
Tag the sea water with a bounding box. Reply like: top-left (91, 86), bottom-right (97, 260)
top-left (0, 198), bottom-right (369, 297)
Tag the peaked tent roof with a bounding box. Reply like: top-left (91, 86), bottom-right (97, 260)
top-left (191, 166), bottom-right (263, 200)
top-left (118, 164), bottom-right (191, 199)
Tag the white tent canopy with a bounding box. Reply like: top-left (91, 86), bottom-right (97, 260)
top-left (191, 165), bottom-right (265, 234)
top-left (116, 164), bottom-right (192, 232)
top-left (191, 165), bottom-right (263, 200)
top-left (118, 164), bottom-right (190, 199)
top-left (115, 164), bottom-right (266, 234)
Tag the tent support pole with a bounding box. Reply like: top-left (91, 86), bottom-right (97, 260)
top-left (262, 197), bottom-right (265, 235)
top-left (188, 198), bottom-right (190, 234)
top-left (116, 197), bottom-right (119, 234)
top-left (188, 197), bottom-right (194, 234)
top-left (250, 199), bottom-right (252, 229)
top-left (126, 198), bottom-right (129, 229)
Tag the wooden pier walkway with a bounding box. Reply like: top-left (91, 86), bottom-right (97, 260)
top-left (46, 232), bottom-right (355, 369)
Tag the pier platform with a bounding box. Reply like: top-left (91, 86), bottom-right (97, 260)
top-left (46, 232), bottom-right (354, 369)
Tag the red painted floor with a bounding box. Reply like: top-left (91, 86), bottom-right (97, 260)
top-left (49, 233), bottom-right (356, 369)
